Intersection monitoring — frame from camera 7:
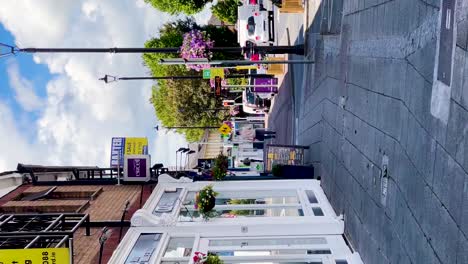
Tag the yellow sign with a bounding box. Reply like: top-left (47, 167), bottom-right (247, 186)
top-left (235, 65), bottom-right (257, 70)
top-left (0, 248), bottom-right (70, 264)
top-left (124, 137), bottom-right (149, 155)
top-left (219, 124), bottom-right (232, 135)
top-left (210, 68), bottom-right (225, 79)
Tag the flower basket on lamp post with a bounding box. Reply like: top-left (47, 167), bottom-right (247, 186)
top-left (180, 29), bottom-right (214, 71)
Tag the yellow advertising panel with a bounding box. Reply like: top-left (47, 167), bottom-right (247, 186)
top-left (235, 65), bottom-right (257, 70)
top-left (124, 137), bottom-right (149, 155)
top-left (210, 68), bottom-right (225, 79)
top-left (0, 248), bottom-right (70, 264)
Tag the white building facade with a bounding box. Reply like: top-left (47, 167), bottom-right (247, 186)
top-left (109, 175), bottom-right (363, 264)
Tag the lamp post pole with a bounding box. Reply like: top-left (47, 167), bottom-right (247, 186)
top-left (155, 125), bottom-right (219, 130)
top-left (1, 44), bottom-right (305, 57)
top-left (99, 74), bottom-right (275, 83)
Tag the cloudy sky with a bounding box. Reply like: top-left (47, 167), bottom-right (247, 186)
top-left (0, 0), bottom-right (212, 171)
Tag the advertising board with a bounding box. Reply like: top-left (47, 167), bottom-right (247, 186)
top-left (110, 137), bottom-right (148, 167)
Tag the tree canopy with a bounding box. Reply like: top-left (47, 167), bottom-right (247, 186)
top-left (212, 0), bottom-right (239, 24)
top-left (143, 19), bottom-right (238, 141)
top-left (144, 0), bottom-right (212, 15)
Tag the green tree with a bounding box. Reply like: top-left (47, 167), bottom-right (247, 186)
top-left (144, 0), bottom-right (212, 15)
top-left (212, 0), bottom-right (239, 24)
top-left (144, 19), bottom-right (239, 141)
top-left (149, 67), bottom-right (227, 142)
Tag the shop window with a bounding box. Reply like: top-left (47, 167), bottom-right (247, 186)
top-left (163, 237), bottom-right (194, 258)
top-left (184, 190), bottom-right (299, 206)
top-left (312, 207), bottom-right (324, 216)
top-left (125, 233), bottom-right (161, 264)
top-left (209, 237), bottom-right (327, 247)
top-left (305, 190), bottom-right (318, 204)
top-left (153, 188), bottom-right (183, 216)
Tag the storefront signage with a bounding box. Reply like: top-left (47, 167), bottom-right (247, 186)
top-left (264, 144), bottom-right (309, 172)
top-left (110, 137), bottom-right (148, 167)
top-left (0, 248), bottom-right (70, 264)
top-left (124, 155), bottom-right (151, 182)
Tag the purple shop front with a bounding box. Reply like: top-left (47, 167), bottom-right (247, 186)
top-left (124, 154), bottom-right (151, 182)
top-left (128, 158), bottom-right (147, 178)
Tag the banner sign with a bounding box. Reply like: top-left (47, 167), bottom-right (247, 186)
top-left (110, 137), bottom-right (148, 167)
top-left (124, 155), bottom-right (151, 182)
top-left (0, 248), bottom-right (70, 264)
top-left (253, 78), bottom-right (279, 93)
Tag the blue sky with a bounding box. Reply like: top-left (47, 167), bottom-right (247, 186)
top-left (0, 0), bottom-right (214, 171)
top-left (0, 24), bottom-right (51, 141)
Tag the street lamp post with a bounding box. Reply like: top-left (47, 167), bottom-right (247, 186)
top-left (154, 125), bottom-right (219, 130)
top-left (179, 148), bottom-right (190, 171)
top-left (99, 73), bottom-right (275, 83)
top-left (175, 147), bottom-right (185, 173)
top-left (186, 150), bottom-right (196, 169)
top-left (0, 43), bottom-right (306, 57)
top-left (159, 58), bottom-right (314, 66)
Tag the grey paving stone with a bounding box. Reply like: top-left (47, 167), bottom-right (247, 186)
top-left (446, 99), bottom-right (468, 173)
top-left (433, 144), bottom-right (465, 226)
top-left (426, 204), bottom-right (460, 264)
top-left (274, 0), bottom-right (468, 262)
top-left (406, 37), bottom-right (437, 83)
top-left (460, 170), bottom-right (468, 237)
top-left (451, 48), bottom-right (467, 105)
top-left (456, 232), bottom-right (468, 264)
top-left (387, 231), bottom-right (412, 264)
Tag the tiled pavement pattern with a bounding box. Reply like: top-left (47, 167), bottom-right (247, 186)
top-left (270, 0), bottom-right (468, 263)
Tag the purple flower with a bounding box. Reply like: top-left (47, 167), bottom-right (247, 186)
top-left (179, 29), bottom-right (214, 71)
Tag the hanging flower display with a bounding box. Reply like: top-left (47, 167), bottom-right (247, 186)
top-left (195, 185), bottom-right (218, 220)
top-left (180, 29), bottom-right (214, 71)
top-left (193, 252), bottom-right (224, 264)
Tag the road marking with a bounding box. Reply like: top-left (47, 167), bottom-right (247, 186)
top-left (446, 9), bottom-right (451, 29)
top-left (431, 0), bottom-right (455, 124)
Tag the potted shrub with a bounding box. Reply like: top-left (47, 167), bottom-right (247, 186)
top-left (212, 154), bottom-right (228, 180)
top-left (195, 185), bottom-right (218, 220)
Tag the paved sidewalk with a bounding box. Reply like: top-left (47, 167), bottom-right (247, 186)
top-left (269, 0), bottom-right (468, 263)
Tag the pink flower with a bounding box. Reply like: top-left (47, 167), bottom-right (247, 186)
top-left (179, 29), bottom-right (214, 71)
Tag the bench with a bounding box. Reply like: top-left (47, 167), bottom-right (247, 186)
top-left (280, 0), bottom-right (304, 13)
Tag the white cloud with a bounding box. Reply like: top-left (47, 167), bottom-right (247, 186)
top-left (0, 0), bottom-right (189, 171)
top-left (7, 60), bottom-right (44, 111)
top-left (0, 102), bottom-right (47, 168)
